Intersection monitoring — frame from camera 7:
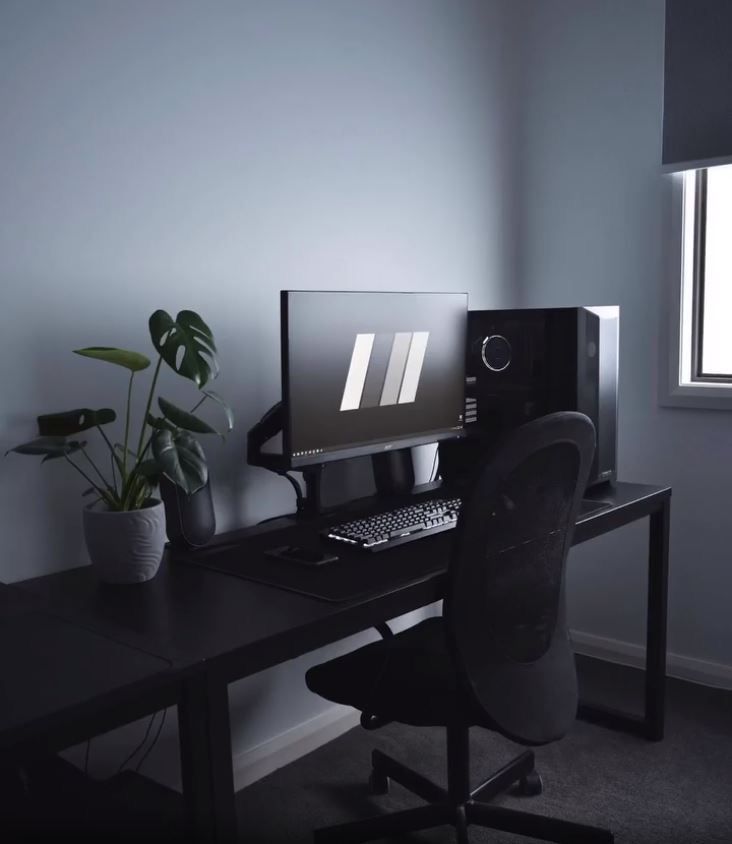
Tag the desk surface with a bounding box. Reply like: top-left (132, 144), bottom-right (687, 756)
top-left (0, 584), bottom-right (172, 757)
top-left (18, 482), bottom-right (670, 685)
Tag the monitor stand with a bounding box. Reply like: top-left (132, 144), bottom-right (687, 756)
top-left (371, 449), bottom-right (415, 498)
top-left (299, 467), bottom-right (323, 518)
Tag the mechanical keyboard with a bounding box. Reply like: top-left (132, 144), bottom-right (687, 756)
top-left (322, 497), bottom-right (462, 552)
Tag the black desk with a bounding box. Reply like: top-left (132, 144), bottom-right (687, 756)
top-left (0, 583), bottom-right (173, 768)
top-left (15, 480), bottom-right (670, 843)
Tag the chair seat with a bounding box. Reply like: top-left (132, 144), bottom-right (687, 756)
top-left (306, 618), bottom-right (484, 727)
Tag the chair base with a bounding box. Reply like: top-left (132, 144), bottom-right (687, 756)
top-left (314, 744), bottom-right (614, 844)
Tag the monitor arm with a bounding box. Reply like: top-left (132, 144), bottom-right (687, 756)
top-left (247, 402), bottom-right (323, 518)
top-left (247, 401), bottom-right (284, 469)
top-left (247, 403), bottom-right (417, 515)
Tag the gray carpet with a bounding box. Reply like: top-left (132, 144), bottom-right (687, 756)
top-left (236, 657), bottom-right (732, 843)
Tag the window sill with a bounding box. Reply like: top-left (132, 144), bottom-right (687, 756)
top-left (660, 380), bottom-right (732, 410)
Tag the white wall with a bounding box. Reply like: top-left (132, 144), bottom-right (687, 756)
top-left (513, 0), bottom-right (732, 676)
top-left (0, 0), bottom-right (522, 787)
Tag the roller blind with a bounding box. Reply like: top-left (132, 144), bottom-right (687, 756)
top-left (663, 0), bottom-right (732, 171)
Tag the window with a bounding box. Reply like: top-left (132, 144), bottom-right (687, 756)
top-left (687, 166), bottom-right (732, 379)
top-left (663, 166), bottom-right (732, 407)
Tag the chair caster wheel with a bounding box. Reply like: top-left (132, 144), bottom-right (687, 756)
top-left (368, 770), bottom-right (389, 795)
top-left (516, 771), bottom-right (543, 796)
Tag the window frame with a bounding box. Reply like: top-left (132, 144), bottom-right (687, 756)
top-left (661, 169), bottom-right (732, 408)
top-left (690, 168), bottom-right (732, 382)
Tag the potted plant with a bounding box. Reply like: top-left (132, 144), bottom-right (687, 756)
top-left (7, 310), bottom-right (233, 584)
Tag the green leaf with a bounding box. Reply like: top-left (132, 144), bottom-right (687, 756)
top-left (6, 437), bottom-right (87, 460)
top-left (201, 389), bottom-right (234, 432)
top-left (145, 414), bottom-right (176, 432)
top-left (120, 472), bottom-right (153, 511)
top-left (37, 408), bottom-right (116, 437)
top-left (149, 310), bottom-right (219, 388)
top-left (41, 440), bottom-right (88, 462)
top-left (152, 428), bottom-right (207, 495)
top-left (135, 459), bottom-right (160, 479)
top-left (74, 347), bottom-right (151, 372)
top-left (158, 396), bottom-right (218, 435)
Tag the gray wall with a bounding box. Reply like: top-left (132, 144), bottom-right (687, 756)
top-left (0, 0), bottom-right (521, 786)
top-left (513, 0), bottom-right (732, 670)
top-left (8, 0), bottom-right (719, 793)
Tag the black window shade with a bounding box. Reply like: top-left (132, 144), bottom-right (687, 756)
top-left (663, 0), bottom-right (732, 171)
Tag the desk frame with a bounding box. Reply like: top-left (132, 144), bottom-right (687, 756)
top-left (573, 492), bottom-right (670, 742)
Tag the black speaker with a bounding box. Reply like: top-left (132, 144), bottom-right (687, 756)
top-left (371, 449), bottom-right (416, 497)
top-left (440, 306), bottom-right (618, 489)
top-left (160, 477), bottom-right (217, 549)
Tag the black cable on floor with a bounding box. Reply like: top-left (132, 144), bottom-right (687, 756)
top-left (116, 713), bottom-right (157, 775)
top-left (135, 708), bottom-right (168, 773)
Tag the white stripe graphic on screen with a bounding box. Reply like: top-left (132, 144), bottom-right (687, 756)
top-left (339, 333), bottom-right (375, 411)
top-left (397, 331), bottom-right (429, 404)
top-left (379, 332), bottom-right (413, 406)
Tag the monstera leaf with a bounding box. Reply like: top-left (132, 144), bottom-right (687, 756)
top-left (151, 428), bottom-right (207, 495)
top-left (149, 310), bottom-right (219, 387)
top-left (37, 408), bottom-right (116, 437)
top-left (74, 347), bottom-right (151, 371)
top-left (157, 397), bottom-right (218, 435)
top-left (6, 437), bottom-right (87, 461)
top-left (200, 389), bottom-right (234, 433)
top-left (145, 414), bottom-right (176, 433)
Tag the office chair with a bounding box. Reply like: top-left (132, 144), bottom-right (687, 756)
top-left (305, 412), bottom-right (614, 843)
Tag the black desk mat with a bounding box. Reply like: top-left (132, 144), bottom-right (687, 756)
top-left (174, 491), bottom-right (617, 604)
top-left (177, 523), bottom-right (453, 603)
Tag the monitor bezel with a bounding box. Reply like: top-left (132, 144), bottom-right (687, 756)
top-left (280, 290), bottom-right (467, 470)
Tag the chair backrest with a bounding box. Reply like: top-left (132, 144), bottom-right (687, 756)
top-left (444, 412), bottom-right (595, 745)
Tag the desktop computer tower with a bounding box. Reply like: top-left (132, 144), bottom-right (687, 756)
top-left (439, 306), bottom-right (618, 489)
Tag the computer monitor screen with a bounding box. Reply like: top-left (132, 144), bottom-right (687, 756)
top-left (281, 290), bottom-right (467, 468)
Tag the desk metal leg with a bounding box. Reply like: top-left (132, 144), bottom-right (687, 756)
top-left (178, 672), bottom-right (237, 843)
top-left (577, 498), bottom-right (670, 741)
top-left (645, 497), bottom-right (670, 741)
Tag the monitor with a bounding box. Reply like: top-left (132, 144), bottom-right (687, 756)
top-left (281, 290), bottom-right (467, 468)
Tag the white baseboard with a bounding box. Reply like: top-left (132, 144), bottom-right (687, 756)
top-left (232, 705), bottom-right (360, 791)
top-left (570, 629), bottom-right (732, 690)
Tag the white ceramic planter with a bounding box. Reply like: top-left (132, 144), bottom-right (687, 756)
top-left (83, 499), bottom-right (166, 584)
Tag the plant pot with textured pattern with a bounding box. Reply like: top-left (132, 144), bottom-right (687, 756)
top-left (83, 499), bottom-right (166, 584)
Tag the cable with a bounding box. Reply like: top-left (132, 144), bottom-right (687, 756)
top-left (134, 708), bottom-right (168, 773)
top-left (84, 740), bottom-right (91, 777)
top-left (276, 470), bottom-right (304, 511)
top-left (257, 512), bottom-right (296, 525)
top-left (256, 469), bottom-right (305, 524)
top-left (116, 712), bottom-right (157, 775)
